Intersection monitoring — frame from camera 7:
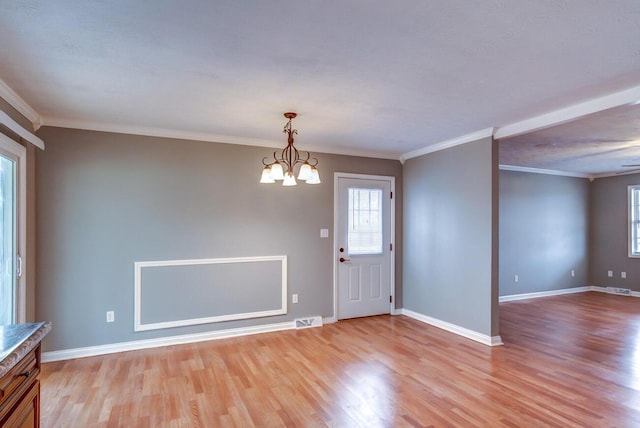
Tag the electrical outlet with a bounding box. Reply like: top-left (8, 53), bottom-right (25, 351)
top-left (571, 270), bottom-right (575, 277)
top-left (621, 272), bottom-right (627, 279)
top-left (514, 275), bottom-right (519, 283)
top-left (106, 311), bottom-right (115, 323)
top-left (292, 294), bottom-right (299, 304)
top-left (608, 270), bottom-right (613, 278)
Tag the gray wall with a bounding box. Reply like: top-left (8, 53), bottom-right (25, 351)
top-left (590, 173), bottom-right (640, 290)
top-left (499, 171), bottom-right (589, 296)
top-left (402, 137), bottom-right (499, 337)
top-left (35, 126), bottom-right (402, 351)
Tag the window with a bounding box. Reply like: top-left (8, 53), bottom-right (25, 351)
top-left (629, 185), bottom-right (640, 257)
top-left (0, 133), bottom-right (25, 324)
top-left (348, 187), bottom-right (383, 254)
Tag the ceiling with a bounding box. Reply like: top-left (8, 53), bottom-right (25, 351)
top-left (499, 103), bottom-right (640, 177)
top-left (0, 1), bottom-right (639, 172)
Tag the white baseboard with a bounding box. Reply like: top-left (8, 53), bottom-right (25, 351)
top-left (322, 316), bottom-right (337, 324)
top-left (398, 308), bottom-right (503, 347)
top-left (592, 286), bottom-right (640, 297)
top-left (42, 321), bottom-right (295, 363)
top-left (499, 286), bottom-right (591, 302)
top-left (500, 286), bottom-right (640, 302)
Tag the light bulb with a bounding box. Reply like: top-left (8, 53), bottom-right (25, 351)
top-left (259, 166), bottom-right (275, 183)
top-left (297, 163), bottom-right (312, 180)
top-left (270, 162), bottom-right (284, 180)
top-left (306, 167), bottom-right (321, 184)
top-left (283, 171), bottom-right (297, 186)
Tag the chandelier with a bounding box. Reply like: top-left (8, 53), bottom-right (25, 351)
top-left (260, 112), bottom-right (320, 186)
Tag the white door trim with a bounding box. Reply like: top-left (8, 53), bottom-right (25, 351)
top-left (333, 172), bottom-right (396, 321)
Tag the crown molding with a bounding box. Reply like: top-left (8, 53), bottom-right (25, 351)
top-left (0, 78), bottom-right (42, 131)
top-left (0, 110), bottom-right (45, 149)
top-left (590, 169), bottom-right (640, 180)
top-left (499, 164), bottom-right (591, 179)
top-left (400, 127), bottom-right (496, 163)
top-left (494, 85), bottom-right (640, 140)
top-left (42, 117), bottom-right (401, 160)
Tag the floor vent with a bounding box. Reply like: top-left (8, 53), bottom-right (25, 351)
top-left (295, 316), bottom-right (323, 329)
top-left (606, 287), bottom-right (632, 296)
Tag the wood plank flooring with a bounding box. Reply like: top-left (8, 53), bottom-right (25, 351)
top-left (40, 292), bottom-right (640, 427)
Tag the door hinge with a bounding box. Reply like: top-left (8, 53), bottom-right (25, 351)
top-left (389, 295), bottom-right (392, 303)
top-left (390, 191), bottom-right (393, 199)
top-left (390, 243), bottom-right (393, 251)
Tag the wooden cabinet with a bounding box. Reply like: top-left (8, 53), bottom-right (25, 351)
top-left (0, 345), bottom-right (41, 428)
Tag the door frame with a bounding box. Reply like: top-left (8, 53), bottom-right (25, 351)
top-left (0, 133), bottom-right (26, 323)
top-left (333, 172), bottom-right (396, 321)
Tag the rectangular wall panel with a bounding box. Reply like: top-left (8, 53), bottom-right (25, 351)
top-left (370, 264), bottom-right (382, 299)
top-left (348, 266), bottom-right (361, 301)
top-left (134, 256), bottom-right (287, 331)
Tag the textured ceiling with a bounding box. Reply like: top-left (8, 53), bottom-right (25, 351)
top-left (0, 1), bottom-right (639, 163)
top-left (498, 103), bottom-right (640, 176)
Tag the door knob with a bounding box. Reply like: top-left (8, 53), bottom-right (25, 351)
top-left (339, 257), bottom-right (351, 263)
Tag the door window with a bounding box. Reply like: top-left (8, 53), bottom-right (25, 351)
top-left (348, 188), bottom-right (383, 255)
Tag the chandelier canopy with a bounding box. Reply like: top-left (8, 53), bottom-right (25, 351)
top-left (260, 112), bottom-right (320, 186)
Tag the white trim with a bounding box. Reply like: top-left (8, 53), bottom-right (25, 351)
top-left (592, 170), bottom-right (640, 180)
top-left (494, 85), bottom-right (640, 140)
top-left (333, 173), bottom-right (396, 320)
top-left (499, 286), bottom-right (591, 302)
top-left (42, 117), bottom-right (399, 160)
top-left (400, 127), bottom-right (495, 163)
top-left (500, 286), bottom-right (640, 301)
top-left (593, 286), bottom-right (640, 298)
top-left (399, 308), bottom-right (503, 347)
top-left (499, 164), bottom-right (591, 179)
top-left (0, 111), bottom-right (45, 150)
top-left (322, 316), bottom-right (337, 324)
top-left (0, 133), bottom-right (27, 323)
top-left (42, 321), bottom-right (295, 363)
top-left (134, 255), bottom-right (287, 332)
top-left (0, 79), bottom-right (42, 130)
top-left (629, 185), bottom-right (640, 258)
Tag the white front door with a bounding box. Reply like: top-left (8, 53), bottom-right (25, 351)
top-left (336, 175), bottom-right (393, 320)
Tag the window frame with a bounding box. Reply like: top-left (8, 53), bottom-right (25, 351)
top-left (0, 133), bottom-right (26, 323)
top-left (628, 185), bottom-right (640, 258)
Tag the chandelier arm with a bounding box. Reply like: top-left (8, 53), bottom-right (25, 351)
top-left (273, 149), bottom-right (286, 166)
top-left (294, 150), bottom-right (311, 164)
top-left (262, 156), bottom-right (274, 166)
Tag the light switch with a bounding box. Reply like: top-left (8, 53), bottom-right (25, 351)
top-left (320, 228), bottom-right (329, 238)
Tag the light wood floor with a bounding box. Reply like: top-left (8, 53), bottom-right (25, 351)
top-left (40, 292), bottom-right (640, 427)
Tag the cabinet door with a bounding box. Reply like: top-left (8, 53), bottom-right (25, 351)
top-left (2, 380), bottom-right (39, 428)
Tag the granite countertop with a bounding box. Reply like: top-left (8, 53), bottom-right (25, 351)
top-left (0, 321), bottom-right (51, 378)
